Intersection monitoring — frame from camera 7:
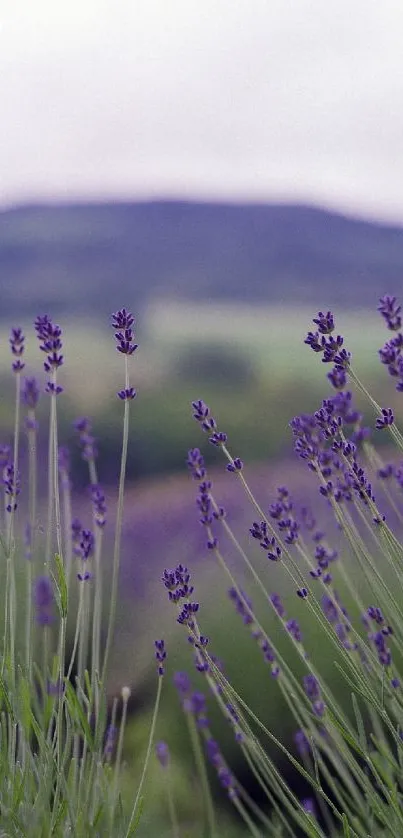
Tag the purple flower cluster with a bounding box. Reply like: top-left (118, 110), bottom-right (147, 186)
top-left (192, 400), bottom-right (244, 470)
top-left (74, 417), bottom-right (98, 464)
top-left (155, 740), bottom-right (170, 768)
top-left (112, 308), bottom-right (138, 400)
top-left (162, 565), bottom-right (211, 674)
top-left (173, 673), bottom-right (208, 722)
top-left (173, 673), bottom-right (238, 796)
top-left (192, 399), bottom-right (228, 447)
top-left (228, 588), bottom-right (279, 678)
top-left (377, 460), bottom-right (403, 497)
top-left (303, 674), bottom-right (325, 717)
top-left (269, 486), bottom-right (299, 545)
top-left (22, 377), bottom-right (40, 410)
top-left (9, 327), bottom-right (25, 373)
top-left (378, 296), bottom-right (403, 391)
top-left (375, 407), bottom-right (394, 430)
top-left (249, 520), bottom-right (282, 562)
top-left (90, 484), bottom-right (107, 528)
top-left (33, 575), bottom-right (55, 626)
top-left (72, 519), bottom-right (94, 581)
top-left (58, 446), bottom-right (71, 492)
top-left (103, 724), bottom-right (117, 758)
top-left (3, 462), bottom-right (20, 513)
top-left (22, 377), bottom-right (40, 431)
top-left (294, 728), bottom-right (311, 758)
top-left (161, 564), bottom-right (206, 644)
top-left (268, 593), bottom-right (304, 646)
top-left (362, 606), bottom-right (393, 670)
top-left (321, 593), bottom-right (356, 651)
top-left (291, 392), bottom-right (376, 510)
top-left (378, 295), bottom-right (402, 331)
top-left (155, 639), bottom-right (166, 676)
top-left (112, 308), bottom-right (138, 355)
top-left (187, 448), bottom-right (225, 550)
top-left (205, 737), bottom-right (237, 799)
top-left (34, 315), bottom-right (64, 394)
top-left (304, 311), bottom-right (351, 389)
top-left (113, 315), bottom-right (137, 397)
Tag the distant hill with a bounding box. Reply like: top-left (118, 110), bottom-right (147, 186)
top-left (1, 200), bottom-right (403, 319)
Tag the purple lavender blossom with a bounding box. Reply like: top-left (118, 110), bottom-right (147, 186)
top-left (378, 298), bottom-right (403, 389)
top-left (9, 327), bottom-right (25, 373)
top-left (228, 587), bottom-right (254, 626)
top-left (303, 674), bottom-right (325, 717)
top-left (162, 564), bottom-right (195, 604)
top-left (378, 295), bottom-right (402, 331)
top-left (205, 737), bottom-right (237, 798)
top-left (3, 463), bottom-right (20, 512)
top-left (90, 485), bottom-right (107, 528)
top-left (375, 408), bottom-right (394, 430)
top-left (155, 639), bottom-right (166, 676)
top-left (228, 588), bottom-right (278, 675)
top-left (35, 316), bottom-right (63, 372)
top-left (74, 525), bottom-right (95, 581)
top-left (74, 417), bottom-right (98, 463)
top-left (312, 311), bottom-right (335, 334)
top-left (226, 457), bottom-right (243, 473)
top-left (270, 593), bottom-right (285, 618)
top-left (249, 521), bottom-right (282, 561)
top-left (304, 311), bottom-right (351, 387)
top-left (187, 448), bottom-right (206, 481)
top-left (58, 446), bottom-right (70, 477)
top-left (155, 740), bottom-right (170, 768)
top-left (286, 619), bottom-right (302, 643)
top-left (117, 387), bottom-right (136, 401)
top-left (33, 575), bottom-right (55, 626)
top-left (47, 678), bottom-right (65, 697)
top-left (294, 728), bottom-right (311, 757)
top-left (78, 529), bottom-right (94, 560)
top-left (173, 671), bottom-right (192, 701)
top-left (0, 445), bottom-right (10, 470)
top-left (104, 724), bottom-right (117, 757)
top-left (191, 399), bottom-right (228, 446)
top-left (186, 453), bottom-right (223, 548)
top-left (302, 798), bottom-right (316, 817)
top-left (22, 377), bottom-right (40, 419)
top-left (363, 607), bottom-right (393, 668)
top-left (112, 308), bottom-right (138, 355)
top-left (270, 486), bottom-right (299, 545)
top-left (71, 518), bottom-right (82, 556)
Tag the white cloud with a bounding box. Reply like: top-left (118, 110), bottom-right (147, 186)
top-left (1, 0), bottom-right (403, 221)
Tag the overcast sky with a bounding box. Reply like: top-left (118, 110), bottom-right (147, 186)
top-left (1, 1), bottom-right (403, 221)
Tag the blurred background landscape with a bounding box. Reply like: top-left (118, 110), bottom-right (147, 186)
top-left (2, 1), bottom-right (403, 832)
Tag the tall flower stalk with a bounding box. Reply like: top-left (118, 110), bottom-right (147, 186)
top-left (101, 308), bottom-right (138, 685)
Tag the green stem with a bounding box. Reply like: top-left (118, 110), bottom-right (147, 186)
top-left (124, 676), bottom-right (163, 837)
top-left (101, 356), bottom-right (130, 686)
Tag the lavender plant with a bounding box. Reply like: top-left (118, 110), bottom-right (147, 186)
top-left (4, 297), bottom-right (403, 837)
top-left (0, 310), bottom-right (164, 836)
top-left (159, 297), bottom-right (403, 837)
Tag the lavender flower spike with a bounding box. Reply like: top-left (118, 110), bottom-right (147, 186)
top-left (155, 740), bottom-right (170, 768)
top-left (33, 575), bottom-right (55, 626)
top-left (10, 327), bottom-right (25, 373)
top-left (378, 295), bottom-right (402, 331)
top-left (155, 639), bottom-right (167, 676)
top-left (112, 308), bottom-right (138, 355)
